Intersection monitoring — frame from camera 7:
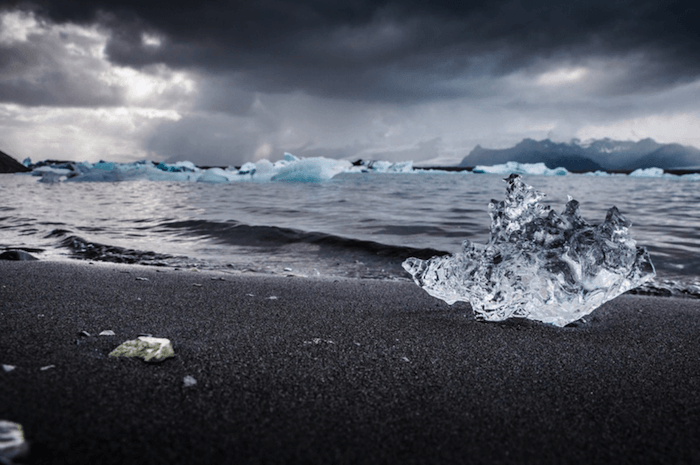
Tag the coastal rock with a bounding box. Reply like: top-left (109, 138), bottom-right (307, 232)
top-left (0, 420), bottom-right (29, 462)
top-left (0, 250), bottom-right (38, 261)
top-left (109, 337), bottom-right (175, 362)
top-left (0, 150), bottom-right (31, 173)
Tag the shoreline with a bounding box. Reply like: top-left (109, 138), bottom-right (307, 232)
top-left (1, 260), bottom-right (699, 464)
top-left (2, 252), bottom-right (699, 300)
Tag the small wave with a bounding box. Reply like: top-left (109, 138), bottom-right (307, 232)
top-left (40, 225), bottom-right (700, 297)
top-left (157, 219), bottom-right (449, 262)
top-left (48, 229), bottom-right (176, 265)
top-left (627, 280), bottom-right (700, 299)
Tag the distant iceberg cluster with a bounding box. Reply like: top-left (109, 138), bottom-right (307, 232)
top-left (472, 161), bottom-right (700, 180)
top-left (19, 152), bottom-right (700, 183)
top-left (627, 167), bottom-right (700, 180)
top-left (473, 161), bottom-right (569, 176)
top-left (22, 153), bottom-right (414, 184)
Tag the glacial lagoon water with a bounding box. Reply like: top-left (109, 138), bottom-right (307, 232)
top-left (1, 167), bottom-right (699, 298)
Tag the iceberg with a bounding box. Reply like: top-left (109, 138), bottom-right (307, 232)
top-left (196, 168), bottom-right (231, 183)
top-left (156, 160), bottom-right (197, 172)
top-left (473, 162), bottom-right (569, 176)
top-left (354, 160), bottom-right (415, 173)
top-left (629, 167), bottom-right (666, 178)
top-left (403, 174), bottom-right (655, 326)
top-left (31, 153), bottom-right (355, 183)
top-left (271, 156), bottom-right (351, 182)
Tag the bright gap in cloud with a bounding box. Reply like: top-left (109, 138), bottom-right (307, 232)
top-left (537, 67), bottom-right (588, 86)
top-left (0, 103), bottom-right (183, 162)
top-left (141, 32), bottom-right (162, 48)
top-left (0, 10), bottom-right (40, 44)
top-left (100, 65), bottom-right (196, 103)
top-left (0, 8), bottom-right (200, 163)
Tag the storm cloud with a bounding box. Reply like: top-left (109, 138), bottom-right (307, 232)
top-left (11, 0), bottom-right (700, 101)
top-left (0, 0), bottom-right (698, 165)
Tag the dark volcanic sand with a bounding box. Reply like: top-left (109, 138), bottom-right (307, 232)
top-left (1, 261), bottom-right (699, 464)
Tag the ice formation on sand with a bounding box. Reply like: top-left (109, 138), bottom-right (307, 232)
top-left (0, 420), bottom-right (28, 462)
top-left (403, 174), bottom-right (655, 326)
top-left (109, 336), bottom-right (175, 362)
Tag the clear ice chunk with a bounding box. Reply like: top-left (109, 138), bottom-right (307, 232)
top-left (402, 174), bottom-right (655, 326)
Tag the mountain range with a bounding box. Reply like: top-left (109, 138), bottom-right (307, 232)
top-left (458, 138), bottom-right (700, 171)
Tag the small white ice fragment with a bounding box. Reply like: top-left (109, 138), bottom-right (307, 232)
top-left (0, 420), bottom-right (29, 461)
top-left (303, 338), bottom-right (335, 345)
top-left (403, 174), bottom-right (655, 327)
top-left (40, 365), bottom-right (55, 371)
top-left (2, 365), bottom-right (16, 373)
top-left (267, 296), bottom-right (278, 300)
top-left (99, 330), bottom-right (115, 336)
top-left (183, 375), bottom-right (197, 388)
top-left (109, 336), bottom-right (175, 362)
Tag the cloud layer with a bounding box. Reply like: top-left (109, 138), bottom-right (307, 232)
top-left (0, 0), bottom-right (698, 165)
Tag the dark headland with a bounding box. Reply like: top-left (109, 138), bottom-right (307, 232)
top-left (1, 260), bottom-right (699, 464)
top-left (0, 150), bottom-right (30, 173)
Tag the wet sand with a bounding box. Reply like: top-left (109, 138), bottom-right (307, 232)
top-left (1, 261), bottom-right (699, 464)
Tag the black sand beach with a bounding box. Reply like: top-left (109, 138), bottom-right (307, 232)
top-left (1, 261), bottom-right (699, 464)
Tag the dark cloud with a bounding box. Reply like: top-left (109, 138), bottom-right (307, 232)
top-left (3, 0), bottom-right (698, 103)
top-left (191, 75), bottom-right (256, 115)
top-left (0, 25), bottom-right (123, 106)
top-left (144, 108), bottom-right (281, 166)
top-left (1, 0), bottom-right (699, 165)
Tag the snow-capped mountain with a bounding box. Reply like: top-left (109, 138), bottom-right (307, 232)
top-left (459, 138), bottom-right (700, 171)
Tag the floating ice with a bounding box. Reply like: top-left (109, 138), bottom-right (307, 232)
top-left (473, 162), bottom-right (569, 176)
top-left (403, 174), bottom-right (655, 326)
top-left (26, 153), bottom-right (356, 183)
top-left (196, 168), bottom-right (231, 184)
top-left (270, 156), bottom-right (352, 182)
top-left (629, 167), bottom-right (666, 178)
top-left (353, 160), bottom-right (415, 173)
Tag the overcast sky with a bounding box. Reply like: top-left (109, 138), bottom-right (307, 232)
top-left (0, 0), bottom-right (698, 166)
